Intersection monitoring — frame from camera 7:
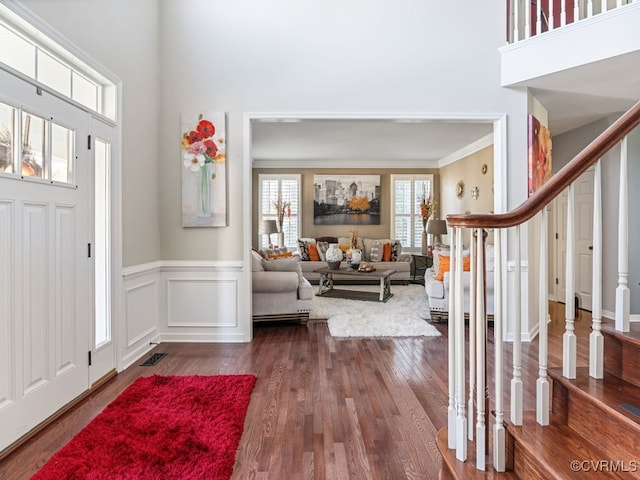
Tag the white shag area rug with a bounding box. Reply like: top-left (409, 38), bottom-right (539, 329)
top-left (309, 284), bottom-right (441, 338)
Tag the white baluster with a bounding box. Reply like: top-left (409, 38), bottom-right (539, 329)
top-left (448, 228), bottom-right (457, 449)
top-left (588, 0), bottom-right (593, 17)
top-left (513, 0), bottom-right (520, 41)
top-left (468, 231), bottom-right (476, 442)
top-left (617, 0), bottom-right (623, 9)
top-left (537, 208), bottom-right (550, 425)
top-left (536, 0), bottom-right (542, 35)
top-left (525, 0), bottom-right (531, 38)
top-left (564, 183), bottom-right (577, 379)
top-left (475, 229), bottom-right (487, 471)
top-left (455, 227), bottom-right (467, 461)
top-left (511, 225), bottom-right (523, 425)
top-left (549, 0), bottom-right (556, 30)
top-left (561, 0), bottom-right (567, 26)
top-left (590, 160), bottom-right (604, 378)
top-left (574, 0), bottom-right (580, 21)
top-left (493, 228), bottom-right (505, 472)
top-left (601, 0), bottom-right (606, 13)
top-left (616, 137), bottom-right (630, 332)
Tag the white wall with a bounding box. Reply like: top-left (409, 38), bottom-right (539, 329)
top-left (157, 0), bottom-right (529, 261)
top-left (20, 0), bottom-right (162, 268)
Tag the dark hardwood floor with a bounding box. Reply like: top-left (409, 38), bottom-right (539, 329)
top-left (0, 302), bottom-right (593, 479)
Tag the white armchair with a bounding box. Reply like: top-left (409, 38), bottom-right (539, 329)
top-left (251, 250), bottom-right (313, 323)
top-left (424, 246), bottom-right (495, 321)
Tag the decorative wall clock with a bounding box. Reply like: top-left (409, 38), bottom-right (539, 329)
top-left (456, 180), bottom-right (464, 198)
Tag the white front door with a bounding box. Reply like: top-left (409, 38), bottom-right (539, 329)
top-left (0, 69), bottom-right (92, 451)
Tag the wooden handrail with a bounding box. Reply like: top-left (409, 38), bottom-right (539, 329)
top-left (447, 100), bottom-right (640, 229)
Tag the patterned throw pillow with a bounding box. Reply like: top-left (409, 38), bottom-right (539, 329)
top-left (297, 239), bottom-right (315, 261)
top-left (369, 241), bottom-right (383, 262)
top-left (390, 240), bottom-right (401, 261)
top-left (316, 241), bottom-right (329, 261)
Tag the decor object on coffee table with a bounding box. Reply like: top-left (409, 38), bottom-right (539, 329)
top-left (325, 243), bottom-right (343, 270)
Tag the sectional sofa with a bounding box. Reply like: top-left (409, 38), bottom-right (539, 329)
top-left (295, 236), bottom-right (412, 283)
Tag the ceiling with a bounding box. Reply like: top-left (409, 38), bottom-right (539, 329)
top-left (251, 119), bottom-right (495, 168)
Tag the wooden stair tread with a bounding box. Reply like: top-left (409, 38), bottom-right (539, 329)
top-left (549, 367), bottom-right (640, 428)
top-left (436, 427), bottom-right (518, 479)
top-left (505, 411), bottom-right (633, 479)
top-left (602, 322), bottom-right (640, 348)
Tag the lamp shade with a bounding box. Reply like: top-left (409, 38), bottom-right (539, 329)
top-left (426, 219), bottom-right (448, 235)
top-left (258, 219), bottom-right (278, 235)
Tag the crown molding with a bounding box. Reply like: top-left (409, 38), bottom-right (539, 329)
top-left (438, 133), bottom-right (494, 168)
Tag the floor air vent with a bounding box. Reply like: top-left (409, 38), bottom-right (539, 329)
top-left (140, 353), bottom-right (167, 366)
top-left (621, 403), bottom-right (640, 418)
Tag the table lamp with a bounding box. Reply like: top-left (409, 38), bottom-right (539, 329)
top-left (426, 219), bottom-right (448, 249)
top-left (258, 219), bottom-right (278, 248)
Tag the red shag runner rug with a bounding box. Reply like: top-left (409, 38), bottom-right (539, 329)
top-left (32, 374), bottom-right (257, 480)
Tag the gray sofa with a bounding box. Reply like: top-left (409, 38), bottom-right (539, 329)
top-left (297, 236), bottom-right (412, 284)
top-left (251, 250), bottom-right (313, 324)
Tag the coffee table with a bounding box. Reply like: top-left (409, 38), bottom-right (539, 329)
top-left (313, 266), bottom-right (396, 302)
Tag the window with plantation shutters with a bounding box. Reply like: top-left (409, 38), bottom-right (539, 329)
top-left (391, 174), bottom-right (433, 250)
top-left (258, 174), bottom-right (301, 249)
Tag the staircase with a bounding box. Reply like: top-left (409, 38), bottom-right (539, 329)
top-left (438, 323), bottom-right (640, 479)
top-left (437, 100), bottom-right (640, 478)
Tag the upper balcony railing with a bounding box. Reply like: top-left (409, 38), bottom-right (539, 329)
top-left (507, 0), bottom-right (637, 43)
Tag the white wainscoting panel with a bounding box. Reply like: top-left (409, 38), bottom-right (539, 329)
top-left (159, 261), bottom-right (249, 342)
top-left (121, 262), bottom-right (161, 369)
top-left (0, 200), bottom-right (14, 411)
top-left (167, 278), bottom-right (238, 327)
top-left (119, 260), bottom-right (249, 363)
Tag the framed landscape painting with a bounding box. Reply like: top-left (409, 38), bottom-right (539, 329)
top-left (528, 114), bottom-right (552, 196)
top-left (181, 112), bottom-right (227, 227)
top-left (313, 174), bottom-right (380, 225)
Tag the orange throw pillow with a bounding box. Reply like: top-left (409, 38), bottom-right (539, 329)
top-left (435, 254), bottom-right (450, 281)
top-left (463, 256), bottom-right (471, 271)
top-left (307, 243), bottom-right (320, 261)
top-left (267, 251), bottom-right (293, 259)
top-left (435, 255), bottom-right (471, 281)
top-left (382, 242), bottom-right (391, 261)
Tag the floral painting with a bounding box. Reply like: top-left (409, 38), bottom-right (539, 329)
top-left (528, 114), bottom-right (552, 196)
top-left (313, 175), bottom-right (380, 225)
top-left (181, 112), bottom-right (226, 227)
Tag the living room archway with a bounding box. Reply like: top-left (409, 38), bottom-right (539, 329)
top-left (242, 113), bottom-right (508, 339)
